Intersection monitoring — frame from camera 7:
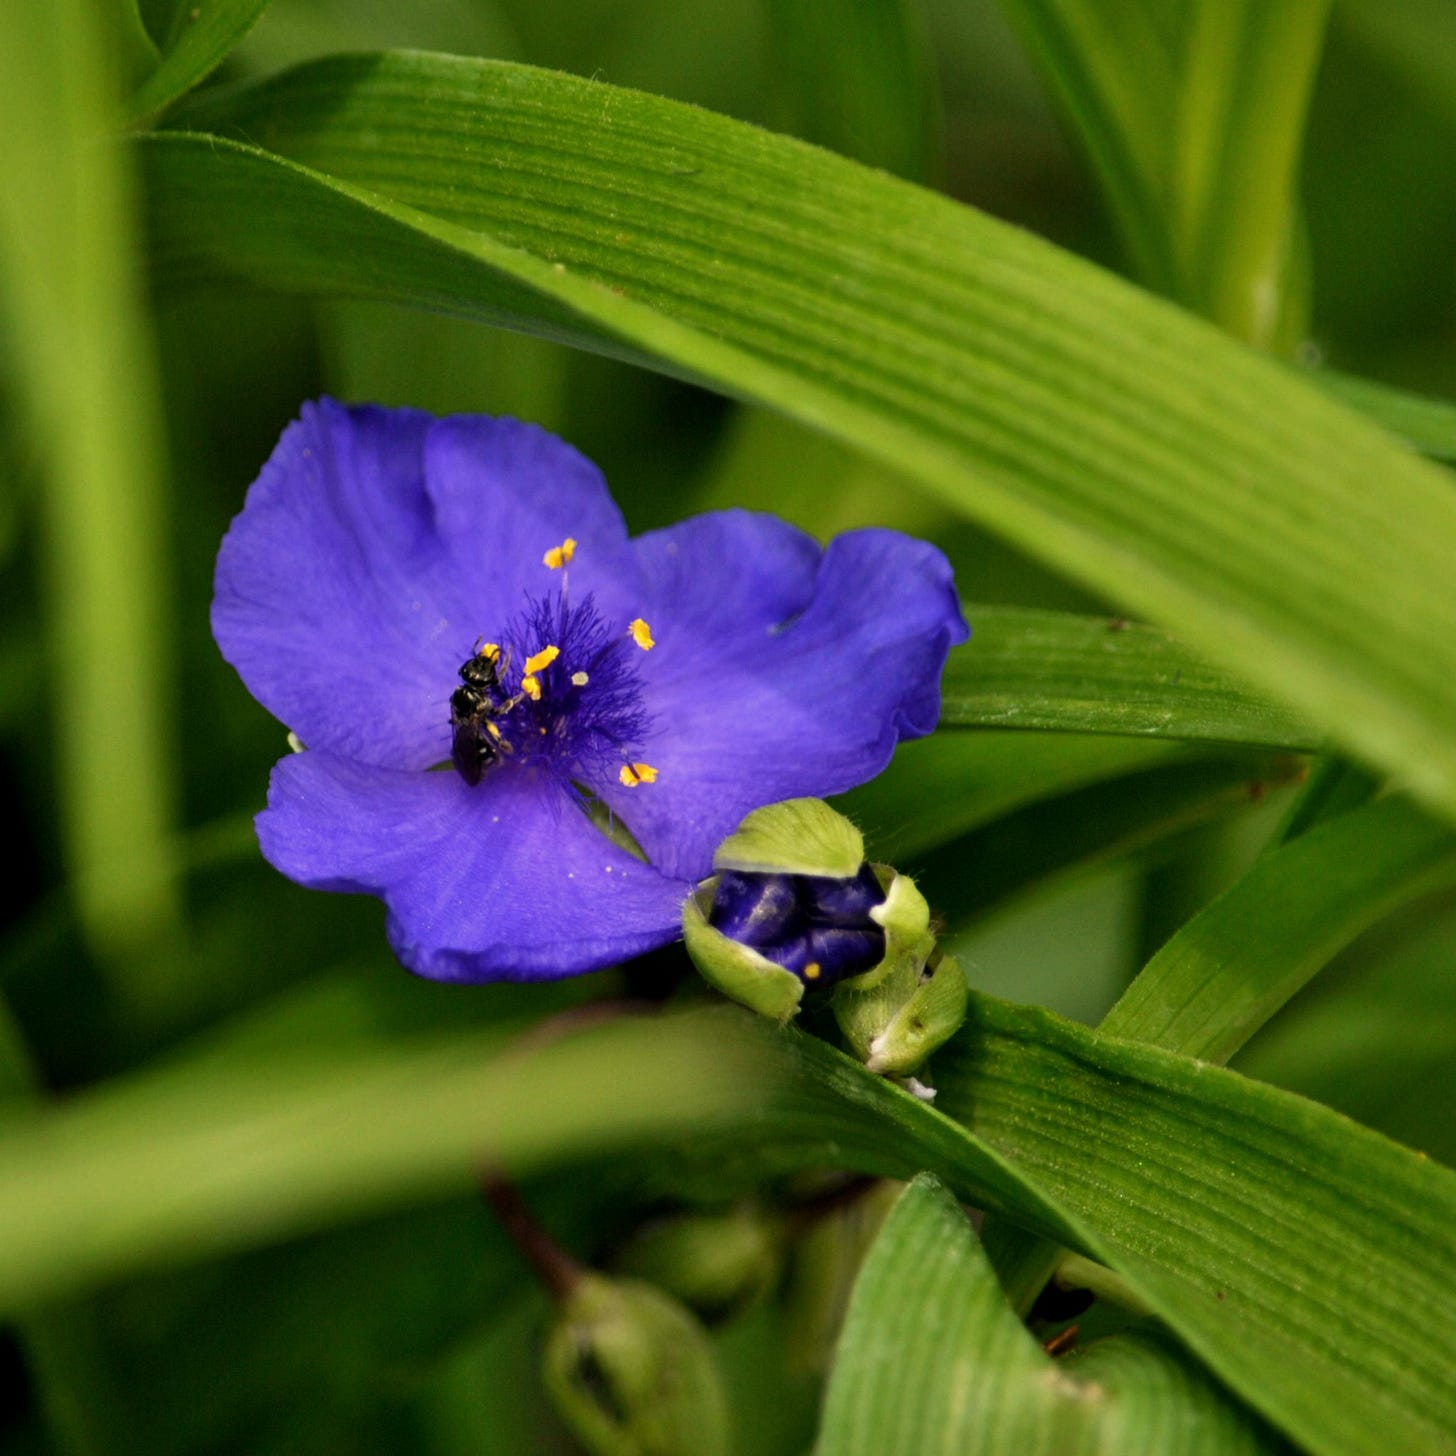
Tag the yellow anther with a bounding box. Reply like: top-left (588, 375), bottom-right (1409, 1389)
top-left (523, 644), bottom-right (560, 676)
top-left (803, 962), bottom-right (822, 981)
top-left (521, 675), bottom-right (542, 701)
top-left (570, 670), bottom-right (589, 687)
top-left (628, 618), bottom-right (655, 651)
top-left (543, 537), bottom-right (578, 570)
top-left (618, 761), bottom-right (659, 788)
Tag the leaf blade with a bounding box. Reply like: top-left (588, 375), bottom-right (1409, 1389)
top-left (142, 56), bottom-right (1456, 819)
top-left (125, 0), bottom-right (273, 123)
top-left (942, 606), bottom-right (1320, 747)
top-left (820, 1175), bottom-right (1285, 1456)
top-left (1104, 794), bottom-right (1456, 1061)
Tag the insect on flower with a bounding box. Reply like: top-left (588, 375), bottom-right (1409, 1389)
top-left (449, 643), bottom-right (518, 784)
top-left (212, 400), bottom-right (968, 982)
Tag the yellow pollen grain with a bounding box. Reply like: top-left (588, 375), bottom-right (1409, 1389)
top-left (523, 644), bottom-right (560, 676)
top-left (543, 537), bottom-right (577, 570)
top-left (571, 670), bottom-right (589, 687)
top-left (803, 962), bottom-right (822, 981)
top-left (618, 761), bottom-right (659, 787)
top-left (521, 674), bottom-right (542, 701)
top-left (485, 721), bottom-right (502, 740)
top-left (479, 642), bottom-right (501, 661)
top-left (628, 618), bottom-right (655, 651)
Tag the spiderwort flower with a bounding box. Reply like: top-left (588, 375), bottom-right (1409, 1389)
top-left (212, 400), bottom-right (967, 981)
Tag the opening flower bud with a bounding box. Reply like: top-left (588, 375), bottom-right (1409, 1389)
top-left (683, 799), bottom-right (970, 1075)
top-left (683, 801), bottom-right (891, 1018)
top-left (707, 865), bottom-right (887, 984)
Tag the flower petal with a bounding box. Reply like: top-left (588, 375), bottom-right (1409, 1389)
top-left (611, 518), bottom-right (968, 877)
top-left (257, 750), bottom-right (694, 981)
top-left (423, 414), bottom-right (645, 629)
top-left (213, 401), bottom-right (645, 770)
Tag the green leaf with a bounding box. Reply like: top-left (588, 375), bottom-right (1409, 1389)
top-left (942, 606), bottom-right (1320, 747)
top-left (756, 1010), bottom-right (1456, 1456)
top-left (818, 1175), bottom-right (1284, 1455)
top-left (767, 0), bottom-right (940, 181)
top-left (922, 998), bottom-right (1456, 1456)
top-left (0, 1011), bottom-right (765, 1314)
top-left (1312, 370), bottom-right (1456, 463)
top-left (144, 55), bottom-right (1456, 821)
top-left (837, 731), bottom-right (1193, 863)
top-left (672, 1008), bottom-right (1456, 1456)
top-left (914, 753), bottom-right (1303, 930)
top-left (1165, 1), bottom-right (1328, 346)
top-left (992, 0), bottom-right (1181, 290)
top-left (985, 788), bottom-right (1456, 1323)
top-left (125, 0), bottom-right (272, 124)
top-left (998, 1), bottom-right (1328, 346)
top-left (0, 0), bottom-right (182, 1013)
top-left (0, 999), bottom-right (1451, 1456)
top-left (1103, 794), bottom-right (1456, 1062)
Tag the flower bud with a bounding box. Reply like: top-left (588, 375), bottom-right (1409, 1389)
top-left (684, 799), bottom-right (968, 1076)
top-left (682, 882), bottom-right (809, 1021)
top-left (542, 1272), bottom-right (731, 1456)
top-left (678, 850), bottom-right (885, 1019)
top-left (612, 1203), bottom-right (784, 1324)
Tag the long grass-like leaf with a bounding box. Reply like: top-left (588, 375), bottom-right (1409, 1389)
top-left (942, 606), bottom-right (1320, 747)
top-left (819, 1176), bottom-right (1284, 1455)
top-left (140, 56), bottom-right (1456, 819)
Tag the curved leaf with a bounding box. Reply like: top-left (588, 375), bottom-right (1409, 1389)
top-left (819, 1175), bottom-right (1285, 1455)
top-left (1104, 794), bottom-right (1456, 1061)
top-left (142, 56), bottom-right (1456, 820)
top-left (2, 998), bottom-right (1450, 1456)
top-left (650, 1007), bottom-right (1456, 1456)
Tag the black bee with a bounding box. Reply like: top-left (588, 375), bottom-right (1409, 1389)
top-left (450, 646), bottom-right (517, 785)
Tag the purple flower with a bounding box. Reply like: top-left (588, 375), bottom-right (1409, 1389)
top-left (212, 400), bottom-right (968, 982)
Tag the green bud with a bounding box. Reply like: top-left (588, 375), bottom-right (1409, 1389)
top-left (542, 1272), bottom-right (731, 1456)
top-left (683, 799), bottom-right (969, 1071)
top-left (712, 797), bottom-right (865, 878)
top-left (682, 879), bottom-right (806, 1022)
top-left (612, 1204), bottom-right (784, 1324)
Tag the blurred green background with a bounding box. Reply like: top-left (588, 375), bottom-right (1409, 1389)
top-left (2, 1), bottom-right (1454, 1451)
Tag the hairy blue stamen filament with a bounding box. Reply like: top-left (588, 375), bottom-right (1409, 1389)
top-left (452, 588), bottom-right (654, 794)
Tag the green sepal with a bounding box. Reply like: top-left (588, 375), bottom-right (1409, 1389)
top-left (864, 953), bottom-right (969, 1076)
top-left (711, 797), bottom-right (865, 877)
top-left (682, 880), bottom-right (805, 1022)
top-left (833, 869), bottom-right (966, 1076)
top-left (542, 1271), bottom-right (732, 1456)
